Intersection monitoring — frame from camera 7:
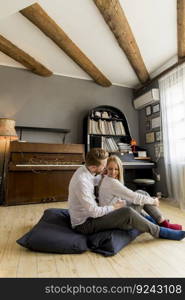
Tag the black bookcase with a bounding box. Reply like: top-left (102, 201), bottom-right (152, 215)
top-left (83, 105), bottom-right (132, 153)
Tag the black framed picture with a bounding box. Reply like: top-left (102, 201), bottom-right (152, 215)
top-left (155, 131), bottom-right (161, 142)
top-left (146, 132), bottom-right (155, 143)
top-left (151, 116), bottom-right (160, 129)
top-left (145, 105), bottom-right (152, 116)
top-left (152, 103), bottom-right (160, 114)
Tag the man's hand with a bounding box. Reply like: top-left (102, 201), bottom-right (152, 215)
top-left (113, 199), bottom-right (126, 210)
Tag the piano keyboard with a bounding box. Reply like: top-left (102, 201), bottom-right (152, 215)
top-left (122, 162), bottom-right (154, 166)
top-left (16, 164), bottom-right (82, 167)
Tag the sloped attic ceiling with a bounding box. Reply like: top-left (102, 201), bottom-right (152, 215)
top-left (0, 0), bottom-right (179, 88)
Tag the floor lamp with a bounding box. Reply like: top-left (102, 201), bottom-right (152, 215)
top-left (0, 118), bottom-right (18, 203)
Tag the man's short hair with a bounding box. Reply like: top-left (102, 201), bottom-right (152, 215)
top-left (85, 148), bottom-right (109, 167)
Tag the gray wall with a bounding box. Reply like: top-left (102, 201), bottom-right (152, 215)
top-left (134, 81), bottom-right (168, 197)
top-left (0, 66), bottom-right (138, 144)
top-left (0, 65), bottom-right (167, 196)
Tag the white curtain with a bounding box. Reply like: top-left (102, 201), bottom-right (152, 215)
top-left (159, 63), bottom-right (185, 210)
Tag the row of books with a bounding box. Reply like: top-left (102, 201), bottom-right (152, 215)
top-left (89, 135), bottom-right (132, 153)
top-left (90, 111), bottom-right (120, 119)
top-left (102, 141), bottom-right (132, 153)
top-left (88, 119), bottom-right (126, 136)
top-left (101, 137), bottom-right (119, 152)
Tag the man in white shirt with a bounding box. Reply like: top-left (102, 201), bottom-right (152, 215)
top-left (68, 148), bottom-right (185, 240)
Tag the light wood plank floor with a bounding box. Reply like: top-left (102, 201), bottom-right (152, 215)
top-left (0, 200), bottom-right (185, 278)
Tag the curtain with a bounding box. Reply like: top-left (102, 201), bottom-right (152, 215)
top-left (159, 63), bottom-right (185, 210)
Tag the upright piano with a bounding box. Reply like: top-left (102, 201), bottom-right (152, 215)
top-left (4, 141), bottom-right (84, 205)
top-left (114, 152), bottom-right (155, 169)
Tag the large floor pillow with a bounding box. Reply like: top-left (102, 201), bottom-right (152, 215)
top-left (87, 214), bottom-right (157, 256)
top-left (16, 208), bottom-right (88, 254)
top-left (87, 228), bottom-right (141, 256)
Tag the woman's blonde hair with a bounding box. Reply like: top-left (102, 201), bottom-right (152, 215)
top-left (107, 155), bottom-right (124, 183)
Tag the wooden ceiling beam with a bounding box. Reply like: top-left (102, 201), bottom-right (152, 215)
top-left (0, 34), bottom-right (52, 76)
top-left (177, 0), bottom-right (185, 59)
top-left (93, 0), bottom-right (150, 84)
top-left (20, 3), bottom-right (111, 87)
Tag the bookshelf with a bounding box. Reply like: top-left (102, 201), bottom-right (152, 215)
top-left (84, 105), bottom-right (132, 153)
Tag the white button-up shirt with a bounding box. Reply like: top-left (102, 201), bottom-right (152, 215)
top-left (68, 165), bottom-right (114, 228)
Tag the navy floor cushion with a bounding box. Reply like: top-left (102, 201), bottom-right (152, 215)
top-left (17, 208), bottom-right (142, 256)
top-left (16, 208), bottom-right (88, 254)
top-left (88, 228), bottom-right (141, 256)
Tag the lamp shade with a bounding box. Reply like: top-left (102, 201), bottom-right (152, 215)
top-left (0, 118), bottom-right (18, 140)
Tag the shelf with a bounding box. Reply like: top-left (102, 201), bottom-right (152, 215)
top-left (91, 117), bottom-right (123, 121)
top-left (16, 126), bottom-right (70, 133)
top-left (88, 134), bottom-right (127, 137)
top-left (84, 105), bottom-right (132, 153)
top-left (15, 126), bottom-right (71, 143)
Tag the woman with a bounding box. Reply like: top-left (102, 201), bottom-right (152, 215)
top-left (99, 155), bottom-right (182, 230)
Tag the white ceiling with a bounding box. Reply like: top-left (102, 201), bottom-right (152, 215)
top-left (0, 0), bottom-right (177, 88)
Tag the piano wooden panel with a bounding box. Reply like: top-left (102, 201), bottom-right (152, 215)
top-left (4, 141), bottom-right (84, 206)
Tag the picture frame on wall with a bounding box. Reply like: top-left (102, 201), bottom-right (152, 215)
top-left (152, 103), bottom-right (160, 114)
top-left (145, 105), bottom-right (152, 116)
top-left (155, 131), bottom-right (161, 142)
top-left (146, 132), bottom-right (155, 143)
top-left (151, 116), bottom-right (160, 129)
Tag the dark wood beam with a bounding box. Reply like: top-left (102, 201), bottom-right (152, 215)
top-left (20, 3), bottom-right (111, 87)
top-left (93, 0), bottom-right (150, 84)
top-left (177, 0), bottom-right (185, 59)
top-left (0, 34), bottom-right (52, 76)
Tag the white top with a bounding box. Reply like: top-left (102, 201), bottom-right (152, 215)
top-left (99, 175), bottom-right (156, 207)
top-left (68, 166), bottom-right (114, 228)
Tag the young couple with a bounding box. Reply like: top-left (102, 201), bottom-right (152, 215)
top-left (68, 148), bottom-right (185, 241)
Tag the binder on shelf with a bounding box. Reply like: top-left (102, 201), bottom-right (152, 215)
top-left (98, 119), bottom-right (106, 135)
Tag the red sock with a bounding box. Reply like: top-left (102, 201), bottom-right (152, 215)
top-left (160, 220), bottom-right (182, 230)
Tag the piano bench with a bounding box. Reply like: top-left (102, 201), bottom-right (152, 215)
top-left (133, 178), bottom-right (155, 196)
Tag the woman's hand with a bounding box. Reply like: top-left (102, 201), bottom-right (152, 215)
top-left (153, 197), bottom-right (160, 207)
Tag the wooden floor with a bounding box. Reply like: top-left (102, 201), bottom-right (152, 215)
top-left (0, 200), bottom-right (185, 278)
